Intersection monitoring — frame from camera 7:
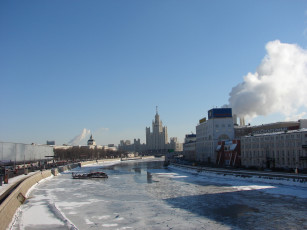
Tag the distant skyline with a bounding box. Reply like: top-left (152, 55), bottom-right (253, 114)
top-left (1, 1), bottom-right (307, 146)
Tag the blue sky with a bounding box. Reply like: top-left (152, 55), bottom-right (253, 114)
top-left (1, 0), bottom-right (307, 145)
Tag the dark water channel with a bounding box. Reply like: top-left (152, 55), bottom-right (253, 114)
top-left (12, 159), bottom-right (307, 230)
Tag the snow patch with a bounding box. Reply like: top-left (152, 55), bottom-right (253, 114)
top-left (85, 218), bottom-right (94, 225)
top-left (154, 172), bottom-right (188, 178)
top-left (102, 223), bottom-right (118, 227)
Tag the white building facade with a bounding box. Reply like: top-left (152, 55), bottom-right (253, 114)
top-left (241, 129), bottom-right (307, 170)
top-left (196, 108), bottom-right (234, 164)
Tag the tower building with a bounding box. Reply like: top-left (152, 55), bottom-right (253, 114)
top-left (146, 107), bottom-right (168, 151)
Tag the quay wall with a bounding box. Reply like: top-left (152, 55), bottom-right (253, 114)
top-left (79, 156), bottom-right (155, 167)
top-left (80, 158), bottom-right (121, 167)
top-left (58, 163), bottom-right (80, 173)
top-left (141, 156), bottom-right (155, 159)
top-left (0, 170), bottom-right (53, 230)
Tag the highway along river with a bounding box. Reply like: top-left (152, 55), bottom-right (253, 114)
top-left (11, 158), bottom-right (307, 230)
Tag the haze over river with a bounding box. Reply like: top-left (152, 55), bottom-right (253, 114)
top-left (11, 158), bottom-right (307, 230)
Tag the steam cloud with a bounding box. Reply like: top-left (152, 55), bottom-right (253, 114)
top-left (68, 128), bottom-right (91, 146)
top-left (228, 40), bottom-right (307, 121)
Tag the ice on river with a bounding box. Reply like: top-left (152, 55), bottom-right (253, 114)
top-left (10, 159), bottom-right (307, 230)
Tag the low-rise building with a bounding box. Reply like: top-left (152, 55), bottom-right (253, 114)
top-left (118, 139), bottom-right (146, 153)
top-left (168, 137), bottom-right (183, 152)
top-left (46, 140), bottom-right (55, 145)
top-left (241, 129), bottom-right (307, 170)
top-left (216, 140), bottom-right (241, 167)
top-left (183, 134), bottom-right (196, 161)
top-left (234, 120), bottom-right (307, 138)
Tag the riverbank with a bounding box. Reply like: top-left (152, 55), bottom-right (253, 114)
top-left (169, 163), bottom-right (307, 188)
top-left (0, 170), bottom-right (53, 230)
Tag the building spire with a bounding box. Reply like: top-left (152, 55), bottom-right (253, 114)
top-left (156, 106), bottom-right (158, 114)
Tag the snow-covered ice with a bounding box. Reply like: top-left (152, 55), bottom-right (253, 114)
top-left (10, 159), bottom-right (307, 230)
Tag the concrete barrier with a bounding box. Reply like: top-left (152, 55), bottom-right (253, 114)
top-left (0, 170), bottom-right (52, 230)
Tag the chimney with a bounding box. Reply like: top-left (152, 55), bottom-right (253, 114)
top-left (233, 114), bottom-right (238, 125)
top-left (240, 117), bottom-right (245, 126)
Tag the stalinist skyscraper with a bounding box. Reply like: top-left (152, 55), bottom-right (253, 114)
top-left (146, 107), bottom-right (168, 151)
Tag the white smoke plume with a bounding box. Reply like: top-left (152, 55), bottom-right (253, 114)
top-left (228, 40), bottom-right (307, 121)
top-left (68, 128), bottom-right (91, 146)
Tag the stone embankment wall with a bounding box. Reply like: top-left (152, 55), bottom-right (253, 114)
top-left (0, 170), bottom-right (54, 230)
top-left (57, 163), bottom-right (80, 173)
top-left (79, 157), bottom-right (154, 167)
top-left (80, 158), bottom-right (121, 167)
top-left (141, 156), bottom-right (155, 159)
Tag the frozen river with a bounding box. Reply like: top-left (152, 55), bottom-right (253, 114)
top-left (11, 158), bottom-right (307, 230)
